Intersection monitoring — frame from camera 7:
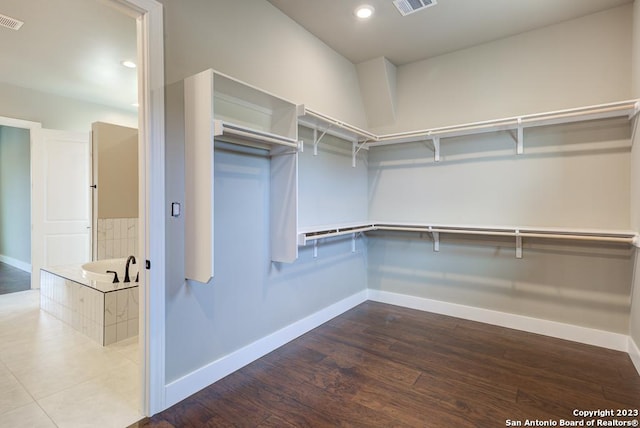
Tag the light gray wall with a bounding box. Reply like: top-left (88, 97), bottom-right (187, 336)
top-left (367, 8), bottom-right (634, 334)
top-left (0, 126), bottom-right (31, 264)
top-left (161, 0), bottom-right (369, 383)
top-left (160, 0), bottom-right (367, 128)
top-left (356, 57), bottom-right (397, 128)
top-left (367, 119), bottom-right (633, 333)
top-left (166, 144), bottom-right (367, 378)
top-left (368, 234), bottom-right (631, 333)
top-left (0, 82), bottom-right (137, 131)
top-left (372, 4), bottom-right (632, 134)
top-left (369, 119), bottom-right (631, 229)
top-left (298, 127), bottom-right (369, 229)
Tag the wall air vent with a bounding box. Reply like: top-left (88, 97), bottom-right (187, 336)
top-left (393, 0), bottom-right (437, 16)
top-left (0, 13), bottom-right (23, 31)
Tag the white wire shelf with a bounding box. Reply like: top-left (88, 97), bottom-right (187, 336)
top-left (214, 120), bottom-right (299, 150)
top-left (298, 221), bottom-right (637, 259)
top-left (298, 100), bottom-right (640, 163)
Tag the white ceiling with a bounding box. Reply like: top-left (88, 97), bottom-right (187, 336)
top-left (0, 0), bottom-right (633, 114)
top-left (266, 0), bottom-right (633, 65)
top-left (0, 0), bottom-right (137, 112)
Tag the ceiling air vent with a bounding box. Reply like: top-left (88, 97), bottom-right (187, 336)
top-left (0, 13), bottom-right (24, 31)
top-left (393, 0), bottom-right (437, 16)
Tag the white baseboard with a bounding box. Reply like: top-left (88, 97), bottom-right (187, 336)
top-left (164, 289), bottom-right (368, 409)
top-left (165, 288), bottom-right (633, 410)
top-left (0, 255), bottom-right (31, 273)
top-left (629, 337), bottom-right (640, 376)
top-left (368, 290), bottom-right (630, 352)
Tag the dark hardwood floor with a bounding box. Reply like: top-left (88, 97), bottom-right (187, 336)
top-left (0, 262), bottom-right (30, 295)
top-left (131, 301), bottom-right (640, 427)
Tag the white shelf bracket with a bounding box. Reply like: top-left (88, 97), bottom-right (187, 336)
top-left (631, 104), bottom-right (640, 147)
top-left (313, 239), bottom-right (318, 258)
top-left (422, 133), bottom-right (440, 162)
top-left (313, 128), bottom-right (318, 156)
top-left (630, 101), bottom-right (640, 120)
top-left (517, 118), bottom-right (524, 155)
top-left (352, 140), bottom-right (367, 168)
top-left (515, 230), bottom-right (522, 259)
top-left (429, 227), bottom-right (440, 252)
top-left (352, 233), bottom-right (356, 253)
top-left (313, 125), bottom-right (332, 156)
top-left (299, 140), bottom-right (304, 153)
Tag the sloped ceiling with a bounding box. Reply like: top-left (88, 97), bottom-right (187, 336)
top-left (0, 0), bottom-right (633, 113)
top-left (266, 0), bottom-right (632, 65)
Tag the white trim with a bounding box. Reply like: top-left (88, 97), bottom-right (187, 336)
top-left (629, 337), bottom-right (640, 376)
top-left (164, 290), bottom-right (368, 409)
top-left (0, 117), bottom-right (42, 290)
top-left (368, 290), bottom-right (630, 352)
top-left (0, 117), bottom-right (41, 130)
top-left (136, 0), bottom-right (166, 417)
top-left (107, 0), bottom-right (166, 417)
top-left (0, 255), bottom-right (31, 273)
top-left (0, 117), bottom-right (40, 286)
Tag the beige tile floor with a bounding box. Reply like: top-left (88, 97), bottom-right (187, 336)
top-left (0, 290), bottom-right (142, 428)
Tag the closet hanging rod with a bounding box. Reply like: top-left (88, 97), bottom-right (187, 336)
top-left (301, 107), bottom-right (377, 141)
top-left (370, 122), bottom-right (518, 146)
top-left (376, 226), bottom-right (635, 244)
top-left (300, 225), bottom-right (377, 243)
top-left (299, 117), bottom-right (360, 150)
top-left (378, 226), bottom-right (515, 238)
top-left (516, 232), bottom-right (634, 243)
top-left (214, 120), bottom-right (299, 149)
top-left (519, 101), bottom-right (638, 122)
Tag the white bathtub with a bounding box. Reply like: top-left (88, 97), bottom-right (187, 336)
top-left (82, 257), bottom-right (139, 283)
top-left (41, 260), bottom-right (140, 346)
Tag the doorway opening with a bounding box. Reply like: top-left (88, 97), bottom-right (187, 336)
top-left (0, 120), bottom-right (38, 295)
top-left (0, 0), bottom-right (165, 422)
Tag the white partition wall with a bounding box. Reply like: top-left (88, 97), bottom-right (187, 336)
top-left (184, 69), bottom-right (299, 282)
top-left (184, 71), bottom-right (215, 284)
top-left (270, 145), bottom-right (298, 263)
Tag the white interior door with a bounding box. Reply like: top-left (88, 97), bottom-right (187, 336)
top-left (31, 128), bottom-right (91, 289)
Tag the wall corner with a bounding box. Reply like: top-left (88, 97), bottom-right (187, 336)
top-left (633, 0), bottom-right (640, 98)
top-left (356, 56), bottom-right (397, 128)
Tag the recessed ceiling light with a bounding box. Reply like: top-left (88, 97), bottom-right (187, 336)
top-left (121, 60), bottom-right (136, 69)
top-left (355, 5), bottom-right (375, 20)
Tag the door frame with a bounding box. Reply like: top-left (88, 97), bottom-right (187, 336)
top-left (110, 0), bottom-right (166, 416)
top-left (1, 0), bottom-right (166, 417)
top-left (0, 116), bottom-right (41, 288)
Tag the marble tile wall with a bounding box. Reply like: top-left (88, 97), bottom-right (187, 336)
top-left (104, 287), bottom-right (139, 345)
top-left (40, 270), bottom-right (139, 346)
top-left (40, 271), bottom-right (104, 345)
top-left (96, 218), bottom-right (138, 260)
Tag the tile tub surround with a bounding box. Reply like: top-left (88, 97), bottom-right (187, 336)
top-left (40, 266), bottom-right (139, 346)
top-left (97, 217), bottom-right (138, 260)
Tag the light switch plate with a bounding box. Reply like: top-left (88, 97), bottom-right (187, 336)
top-left (171, 202), bottom-right (181, 217)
